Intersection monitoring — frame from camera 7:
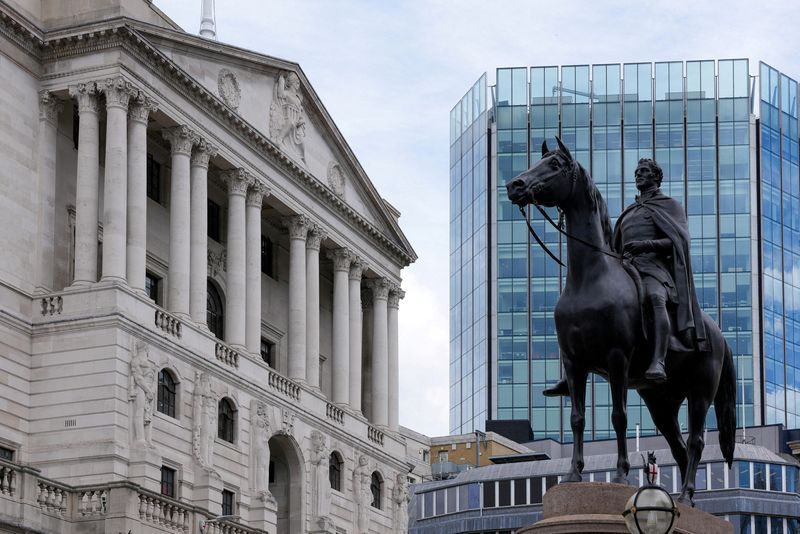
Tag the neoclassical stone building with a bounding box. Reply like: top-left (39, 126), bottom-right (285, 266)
top-left (0, 1), bottom-right (417, 532)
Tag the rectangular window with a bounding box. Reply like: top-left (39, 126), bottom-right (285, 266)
top-left (482, 481), bottom-right (495, 507)
top-left (0, 446), bottom-right (14, 461)
top-left (145, 272), bottom-right (161, 305)
top-left (261, 236), bottom-right (274, 277)
top-left (497, 479), bottom-right (511, 506)
top-left (146, 154), bottom-right (161, 203)
top-left (438, 451), bottom-right (449, 463)
top-left (221, 489), bottom-right (235, 516)
top-left (738, 462), bottom-right (750, 489)
top-left (753, 462), bottom-right (767, 490)
top-left (208, 200), bottom-right (221, 242)
top-left (160, 466), bottom-right (176, 498)
top-left (260, 338), bottom-right (275, 368)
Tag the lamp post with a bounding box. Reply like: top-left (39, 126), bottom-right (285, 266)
top-left (622, 453), bottom-right (679, 534)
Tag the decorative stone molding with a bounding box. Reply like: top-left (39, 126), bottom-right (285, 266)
top-left (221, 168), bottom-right (250, 196)
top-left (279, 408), bottom-right (296, 437)
top-left (250, 400), bottom-right (276, 504)
top-left (101, 76), bottom-right (134, 109)
top-left (327, 161), bottom-right (345, 197)
top-left (68, 82), bottom-right (99, 114)
top-left (360, 287), bottom-right (373, 310)
top-left (348, 257), bottom-right (367, 281)
top-left (162, 125), bottom-right (198, 156)
top-left (282, 214), bottom-right (311, 241)
top-left (191, 139), bottom-right (218, 168)
top-left (269, 71), bottom-right (306, 163)
top-left (329, 248), bottom-right (352, 272)
top-left (388, 285), bottom-right (405, 309)
top-left (38, 91), bottom-right (62, 123)
top-left (129, 341), bottom-right (156, 447)
top-left (127, 94), bottom-right (158, 124)
top-left (217, 68), bottom-right (241, 111)
top-left (306, 225), bottom-right (327, 251)
top-left (192, 372), bottom-right (217, 470)
top-left (366, 278), bottom-right (391, 300)
top-left (207, 249), bottom-right (227, 277)
top-left (246, 182), bottom-right (270, 208)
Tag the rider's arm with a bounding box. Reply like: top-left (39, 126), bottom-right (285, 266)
top-left (644, 238), bottom-right (672, 252)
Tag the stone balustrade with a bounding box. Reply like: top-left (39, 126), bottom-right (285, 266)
top-left (0, 464), bottom-right (15, 497)
top-left (138, 490), bottom-right (190, 532)
top-left (40, 295), bottom-right (63, 316)
top-left (37, 479), bottom-right (70, 516)
top-left (155, 308), bottom-right (183, 338)
top-left (367, 425), bottom-right (385, 446)
top-left (215, 341), bottom-right (241, 368)
top-left (268, 367), bottom-right (301, 401)
top-left (326, 402), bottom-right (344, 425)
top-left (78, 488), bottom-right (107, 517)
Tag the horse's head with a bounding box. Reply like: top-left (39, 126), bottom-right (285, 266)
top-left (506, 136), bottom-right (577, 209)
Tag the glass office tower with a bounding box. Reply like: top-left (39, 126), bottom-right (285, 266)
top-left (450, 59), bottom-right (800, 439)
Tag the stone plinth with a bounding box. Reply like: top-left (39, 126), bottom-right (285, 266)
top-left (517, 482), bottom-right (732, 534)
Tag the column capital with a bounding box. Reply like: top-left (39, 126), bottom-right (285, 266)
top-left (246, 182), bottom-right (270, 208)
top-left (306, 225), bottom-right (327, 251)
top-left (388, 285), bottom-right (405, 309)
top-left (366, 278), bottom-right (391, 300)
top-left (128, 93), bottom-right (159, 124)
top-left (39, 91), bottom-right (62, 124)
top-left (191, 139), bottom-right (218, 169)
top-left (282, 214), bottom-right (311, 241)
top-left (162, 125), bottom-right (198, 156)
top-left (348, 257), bottom-right (367, 281)
top-left (221, 168), bottom-right (251, 196)
top-left (328, 247), bottom-right (351, 271)
top-left (69, 82), bottom-right (100, 114)
top-left (101, 77), bottom-right (134, 110)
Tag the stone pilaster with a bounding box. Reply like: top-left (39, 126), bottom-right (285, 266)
top-left (69, 82), bottom-right (100, 286)
top-left (388, 285), bottom-right (404, 432)
top-left (223, 168), bottom-right (250, 349)
top-left (35, 91), bottom-right (62, 292)
top-left (330, 248), bottom-right (352, 405)
top-left (126, 94), bottom-right (158, 292)
top-left (368, 278), bottom-right (391, 427)
top-left (162, 125), bottom-right (198, 316)
top-left (189, 139), bottom-right (217, 324)
top-left (305, 225), bottom-right (327, 389)
top-left (246, 182), bottom-right (270, 354)
top-left (348, 258), bottom-right (367, 414)
top-left (282, 214), bottom-right (311, 382)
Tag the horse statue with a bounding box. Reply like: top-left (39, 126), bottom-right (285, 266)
top-left (505, 137), bottom-right (736, 504)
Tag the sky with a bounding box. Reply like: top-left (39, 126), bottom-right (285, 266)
top-left (154, 0), bottom-right (800, 437)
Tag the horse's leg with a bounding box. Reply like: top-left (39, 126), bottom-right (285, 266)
top-left (639, 388), bottom-right (687, 484)
top-left (608, 348), bottom-right (631, 484)
top-left (678, 394), bottom-right (710, 506)
top-left (562, 360), bottom-right (588, 483)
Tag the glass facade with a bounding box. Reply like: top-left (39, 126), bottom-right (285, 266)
top-left (450, 59), bottom-right (785, 440)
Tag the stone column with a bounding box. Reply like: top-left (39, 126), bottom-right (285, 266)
top-left (388, 286), bottom-right (404, 432)
top-left (369, 278), bottom-right (390, 428)
top-left (223, 169), bottom-right (249, 349)
top-left (35, 91), bottom-right (61, 293)
top-left (283, 215), bottom-right (310, 382)
top-left (246, 182), bottom-right (269, 355)
top-left (305, 225), bottom-right (326, 389)
top-left (348, 259), bottom-right (366, 414)
top-left (162, 126), bottom-right (197, 316)
top-left (126, 94), bottom-right (158, 292)
top-left (100, 78), bottom-right (133, 283)
top-left (330, 248), bottom-right (351, 405)
top-left (189, 140), bottom-right (217, 324)
top-left (69, 82), bottom-right (100, 286)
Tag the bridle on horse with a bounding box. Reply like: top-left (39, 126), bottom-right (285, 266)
top-left (518, 157), bottom-right (622, 266)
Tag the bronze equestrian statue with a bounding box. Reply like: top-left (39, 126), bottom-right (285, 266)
top-left (506, 138), bottom-right (736, 505)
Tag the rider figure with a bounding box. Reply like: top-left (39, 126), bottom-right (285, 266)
top-left (544, 158), bottom-right (707, 396)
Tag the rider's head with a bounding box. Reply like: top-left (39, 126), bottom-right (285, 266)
top-left (635, 158), bottom-right (663, 189)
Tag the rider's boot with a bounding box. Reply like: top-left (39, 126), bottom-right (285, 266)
top-left (645, 295), bottom-right (670, 383)
top-left (543, 378), bottom-right (570, 397)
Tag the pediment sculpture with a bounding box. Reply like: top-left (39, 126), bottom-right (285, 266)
top-left (269, 71), bottom-right (306, 163)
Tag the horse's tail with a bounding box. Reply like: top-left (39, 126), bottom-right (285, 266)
top-left (714, 340), bottom-right (737, 468)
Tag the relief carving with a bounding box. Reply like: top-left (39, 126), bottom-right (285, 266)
top-left (269, 71), bottom-right (306, 163)
top-left (129, 341), bottom-right (156, 447)
top-left (193, 372), bottom-right (217, 470)
top-left (218, 68), bottom-right (241, 111)
top-left (327, 161), bottom-right (345, 197)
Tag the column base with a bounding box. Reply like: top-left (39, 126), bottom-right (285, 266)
top-left (69, 279), bottom-right (95, 288)
top-left (99, 275), bottom-right (128, 285)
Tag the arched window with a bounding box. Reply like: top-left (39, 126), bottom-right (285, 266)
top-left (217, 398), bottom-right (236, 443)
top-left (328, 451), bottom-right (343, 492)
top-left (157, 369), bottom-right (177, 417)
top-left (370, 472), bottom-right (383, 509)
top-left (207, 281), bottom-right (224, 340)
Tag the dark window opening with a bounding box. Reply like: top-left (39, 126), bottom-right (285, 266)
top-left (218, 398), bottom-right (236, 443)
top-left (269, 460), bottom-right (275, 484)
top-left (260, 338), bottom-right (275, 368)
top-left (208, 200), bottom-right (221, 242)
top-left (72, 105), bottom-right (79, 150)
top-left (157, 370), bottom-right (176, 418)
top-left (370, 472), bottom-right (382, 509)
top-left (0, 446), bottom-right (14, 462)
top-left (329, 452), bottom-right (343, 492)
top-left (160, 466), bottom-right (176, 498)
top-left (221, 489), bottom-right (235, 516)
top-left (207, 281), bottom-right (224, 340)
top-left (145, 272), bottom-right (161, 305)
top-left (146, 154), bottom-right (161, 203)
top-left (261, 236), bottom-right (274, 277)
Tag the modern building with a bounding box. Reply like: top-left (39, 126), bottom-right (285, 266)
top-left (0, 0), bottom-right (418, 532)
top-left (449, 59), bottom-right (800, 441)
top-left (428, 431), bottom-right (535, 481)
top-left (409, 425), bottom-right (800, 533)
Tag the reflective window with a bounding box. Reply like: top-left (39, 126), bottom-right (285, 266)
top-left (157, 369), bottom-right (176, 418)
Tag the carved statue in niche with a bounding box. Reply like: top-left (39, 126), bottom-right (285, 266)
top-left (217, 68), bottom-right (241, 111)
top-left (310, 430), bottom-right (333, 532)
top-left (327, 161), bottom-right (345, 197)
top-left (193, 372), bottom-right (217, 470)
top-left (393, 472), bottom-right (410, 532)
top-left (269, 71), bottom-right (306, 163)
top-left (128, 341), bottom-right (156, 447)
top-left (352, 455), bottom-right (372, 534)
top-left (251, 400), bottom-right (276, 505)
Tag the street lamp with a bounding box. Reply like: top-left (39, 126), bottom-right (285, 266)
top-left (622, 453), bottom-right (678, 534)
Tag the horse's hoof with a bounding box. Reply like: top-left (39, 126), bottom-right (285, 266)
top-left (562, 473), bottom-right (582, 483)
top-left (611, 476), bottom-right (628, 485)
